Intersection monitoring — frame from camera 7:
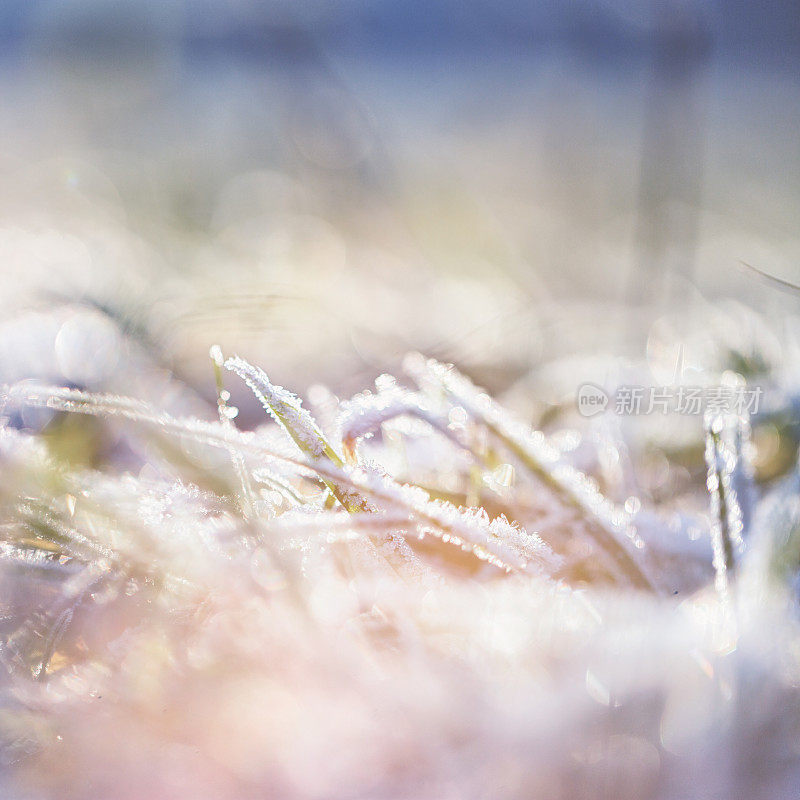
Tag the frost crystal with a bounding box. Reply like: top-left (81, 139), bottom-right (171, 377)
top-left (224, 356), bottom-right (338, 463)
top-left (403, 353), bottom-right (653, 589)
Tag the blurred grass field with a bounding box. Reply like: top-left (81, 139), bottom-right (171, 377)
top-left (0, 1), bottom-right (798, 405)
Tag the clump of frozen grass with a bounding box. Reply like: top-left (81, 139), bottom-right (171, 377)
top-left (222, 353), bottom-right (557, 576)
top-left (224, 354), bottom-right (371, 514)
top-left (1, 343), bottom-right (800, 799)
top-left (403, 352), bottom-right (654, 589)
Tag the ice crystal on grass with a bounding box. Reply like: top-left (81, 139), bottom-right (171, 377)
top-left (224, 355), bottom-right (370, 513)
top-left (337, 380), bottom-right (467, 462)
top-left (704, 412), bottom-right (748, 601)
top-left (403, 353), bottom-right (654, 590)
top-left (3, 332), bottom-right (800, 800)
top-left (224, 356), bottom-right (339, 463)
top-left (349, 464), bottom-right (560, 575)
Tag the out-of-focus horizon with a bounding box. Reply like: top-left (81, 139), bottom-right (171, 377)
top-left (0, 0), bottom-right (798, 414)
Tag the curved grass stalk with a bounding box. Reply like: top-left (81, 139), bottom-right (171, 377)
top-left (1, 382), bottom-right (558, 576)
top-left (337, 384), bottom-right (474, 463)
top-left (403, 353), bottom-right (655, 591)
top-left (1, 383), bottom-right (302, 467)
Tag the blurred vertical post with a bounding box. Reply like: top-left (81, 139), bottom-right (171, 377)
top-left (629, 0), bottom-right (711, 307)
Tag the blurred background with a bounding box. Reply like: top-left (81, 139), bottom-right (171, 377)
top-left (0, 0), bottom-right (798, 421)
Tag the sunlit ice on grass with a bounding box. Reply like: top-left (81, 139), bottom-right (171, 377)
top-left (1, 1), bottom-right (800, 798)
top-left (2, 302), bottom-right (800, 798)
